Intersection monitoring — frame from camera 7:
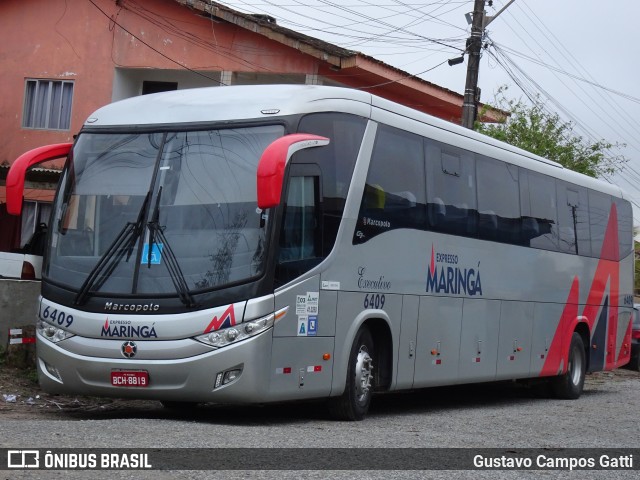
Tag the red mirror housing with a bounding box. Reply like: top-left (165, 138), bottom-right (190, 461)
top-left (6, 143), bottom-right (72, 215)
top-left (257, 134), bottom-right (330, 209)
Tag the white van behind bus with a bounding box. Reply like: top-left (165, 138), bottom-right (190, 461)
top-left (0, 251), bottom-right (42, 280)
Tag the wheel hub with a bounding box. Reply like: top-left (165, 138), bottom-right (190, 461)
top-left (354, 346), bottom-right (373, 402)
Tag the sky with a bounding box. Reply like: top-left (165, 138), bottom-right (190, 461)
top-left (223, 0), bottom-right (640, 229)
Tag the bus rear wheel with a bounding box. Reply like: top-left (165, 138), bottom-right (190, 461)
top-left (551, 332), bottom-right (586, 399)
top-left (625, 351), bottom-right (640, 371)
top-left (328, 327), bottom-right (374, 421)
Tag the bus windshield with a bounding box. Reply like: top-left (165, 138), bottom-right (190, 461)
top-left (46, 125), bottom-right (284, 299)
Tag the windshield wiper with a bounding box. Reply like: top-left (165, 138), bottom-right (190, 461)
top-left (147, 188), bottom-right (196, 308)
top-left (147, 187), bottom-right (162, 269)
top-left (74, 192), bottom-right (151, 306)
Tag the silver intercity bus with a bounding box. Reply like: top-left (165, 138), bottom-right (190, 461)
top-left (7, 85), bottom-right (634, 420)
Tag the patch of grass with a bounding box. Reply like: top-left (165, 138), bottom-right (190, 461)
top-left (25, 368), bottom-right (39, 384)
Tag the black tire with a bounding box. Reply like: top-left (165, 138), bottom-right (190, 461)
top-left (328, 327), bottom-right (375, 421)
top-left (631, 352), bottom-right (640, 372)
top-left (550, 332), bottom-right (586, 399)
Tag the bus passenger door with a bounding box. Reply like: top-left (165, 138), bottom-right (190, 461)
top-left (413, 296), bottom-right (463, 388)
top-left (270, 166), bottom-right (336, 401)
top-left (271, 275), bottom-right (337, 401)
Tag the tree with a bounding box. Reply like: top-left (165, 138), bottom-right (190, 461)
top-left (476, 87), bottom-right (627, 178)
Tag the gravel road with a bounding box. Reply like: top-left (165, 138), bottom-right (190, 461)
top-left (1, 366), bottom-right (639, 479)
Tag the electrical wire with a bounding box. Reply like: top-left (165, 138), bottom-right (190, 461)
top-left (488, 0), bottom-right (640, 221)
top-left (80, 0), bottom-right (640, 229)
top-left (88, 0), bottom-right (225, 84)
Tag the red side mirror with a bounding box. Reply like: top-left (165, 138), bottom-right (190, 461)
top-left (6, 143), bottom-right (72, 215)
top-left (256, 134), bottom-right (329, 209)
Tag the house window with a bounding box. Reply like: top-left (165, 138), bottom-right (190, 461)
top-left (22, 79), bottom-right (74, 130)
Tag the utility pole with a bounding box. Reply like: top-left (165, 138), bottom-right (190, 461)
top-left (461, 0), bottom-right (485, 129)
top-left (460, 0), bottom-right (515, 129)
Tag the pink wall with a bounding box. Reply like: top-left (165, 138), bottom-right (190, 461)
top-left (0, 0), bottom-right (319, 168)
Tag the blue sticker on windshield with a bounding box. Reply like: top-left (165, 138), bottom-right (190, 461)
top-left (142, 243), bottom-right (163, 265)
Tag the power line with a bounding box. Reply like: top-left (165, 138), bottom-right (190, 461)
top-left (486, 1), bottom-right (640, 216)
top-left (88, 0), bottom-right (224, 84)
top-left (230, 0), bottom-right (465, 51)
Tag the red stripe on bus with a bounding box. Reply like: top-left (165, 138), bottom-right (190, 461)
top-left (540, 203), bottom-right (623, 377)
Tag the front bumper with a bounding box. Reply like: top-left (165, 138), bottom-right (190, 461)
top-left (36, 329), bottom-right (274, 403)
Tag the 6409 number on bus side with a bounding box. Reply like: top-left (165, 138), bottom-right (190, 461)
top-left (363, 293), bottom-right (385, 310)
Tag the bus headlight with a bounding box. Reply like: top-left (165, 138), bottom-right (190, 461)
top-left (194, 314), bottom-right (274, 348)
top-left (37, 320), bottom-right (75, 343)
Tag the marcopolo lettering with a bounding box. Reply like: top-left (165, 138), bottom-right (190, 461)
top-left (363, 217), bottom-right (391, 228)
top-left (104, 302), bottom-right (160, 312)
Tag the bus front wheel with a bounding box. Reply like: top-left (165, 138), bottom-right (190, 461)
top-left (551, 332), bottom-right (586, 399)
top-left (328, 327), bottom-right (375, 421)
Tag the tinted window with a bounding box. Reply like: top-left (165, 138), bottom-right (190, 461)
top-left (426, 141), bottom-right (477, 237)
top-left (520, 171), bottom-right (559, 251)
top-left (476, 156), bottom-right (520, 243)
top-left (615, 198), bottom-right (633, 259)
top-left (354, 125), bottom-right (426, 244)
top-left (588, 191), bottom-right (612, 259)
top-left (557, 183), bottom-right (590, 255)
top-left (296, 113), bottom-right (367, 255)
top-left (279, 176), bottom-right (318, 261)
top-left (276, 171), bottom-right (321, 286)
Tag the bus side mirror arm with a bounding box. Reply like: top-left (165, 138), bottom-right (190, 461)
top-left (256, 134), bottom-right (329, 210)
top-left (6, 143), bottom-right (72, 216)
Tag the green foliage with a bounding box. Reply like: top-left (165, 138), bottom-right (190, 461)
top-left (25, 368), bottom-right (39, 384)
top-left (476, 87), bottom-right (627, 178)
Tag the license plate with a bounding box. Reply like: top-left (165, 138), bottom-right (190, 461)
top-left (111, 370), bottom-right (149, 387)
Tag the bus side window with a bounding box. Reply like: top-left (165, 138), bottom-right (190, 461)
top-left (354, 124), bottom-right (426, 244)
top-left (557, 183), bottom-right (590, 256)
top-left (614, 197), bottom-right (633, 260)
top-left (428, 197), bottom-right (446, 228)
top-left (275, 173), bottom-right (321, 285)
top-left (296, 112), bottom-right (367, 257)
top-left (476, 156), bottom-right (520, 244)
top-left (588, 190), bottom-right (613, 260)
top-left (426, 141), bottom-right (477, 237)
top-left (520, 170), bottom-right (559, 251)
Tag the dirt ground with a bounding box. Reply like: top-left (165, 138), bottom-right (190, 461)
top-left (1, 363), bottom-right (638, 420)
top-left (0, 365), bottom-right (162, 419)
